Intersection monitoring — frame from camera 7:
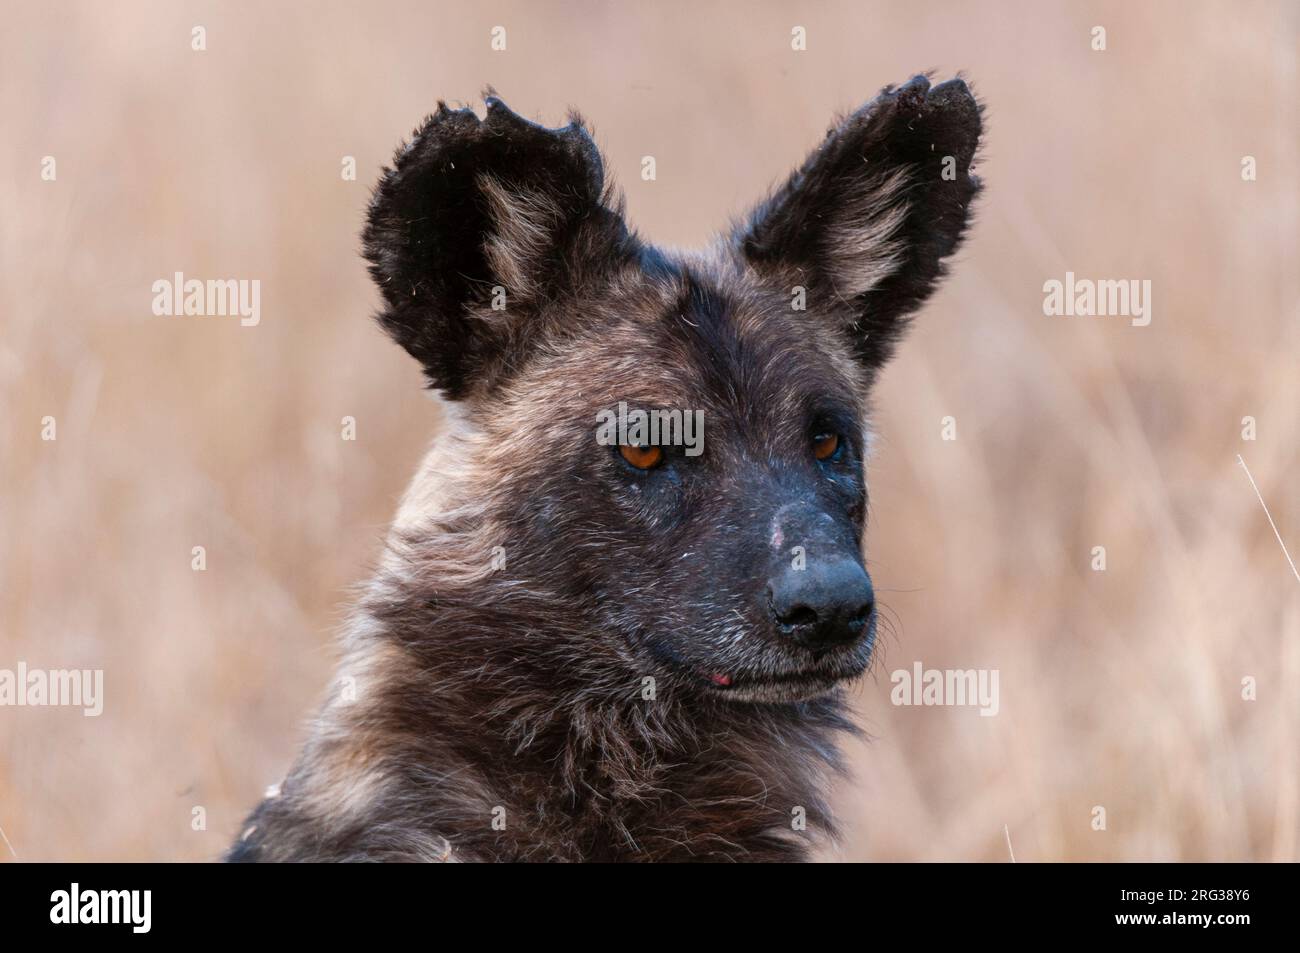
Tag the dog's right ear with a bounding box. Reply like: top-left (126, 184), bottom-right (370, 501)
top-left (363, 97), bottom-right (630, 398)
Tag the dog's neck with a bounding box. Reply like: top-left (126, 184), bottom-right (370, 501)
top-left (344, 556), bottom-right (854, 861)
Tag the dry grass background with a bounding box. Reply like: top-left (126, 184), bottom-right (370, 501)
top-left (1, 0), bottom-right (1296, 862)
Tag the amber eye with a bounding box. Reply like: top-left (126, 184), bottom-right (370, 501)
top-left (619, 444), bottom-right (664, 470)
top-left (812, 432), bottom-right (840, 461)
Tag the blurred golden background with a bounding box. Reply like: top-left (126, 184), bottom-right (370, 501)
top-left (1, 0), bottom-right (1295, 861)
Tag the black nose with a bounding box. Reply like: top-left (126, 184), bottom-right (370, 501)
top-left (768, 558), bottom-right (874, 650)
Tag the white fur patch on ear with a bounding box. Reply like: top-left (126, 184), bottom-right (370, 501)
top-left (478, 173), bottom-right (566, 301)
top-left (821, 167), bottom-right (911, 304)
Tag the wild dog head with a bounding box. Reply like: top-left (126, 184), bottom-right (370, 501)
top-left (363, 76), bottom-right (981, 704)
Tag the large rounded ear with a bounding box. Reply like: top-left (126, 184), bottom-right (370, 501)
top-left (737, 75), bottom-right (982, 372)
top-left (363, 96), bottom-right (632, 398)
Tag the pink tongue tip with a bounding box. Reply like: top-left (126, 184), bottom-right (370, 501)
top-left (710, 672), bottom-right (732, 687)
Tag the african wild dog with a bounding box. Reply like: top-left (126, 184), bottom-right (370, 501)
top-left (228, 74), bottom-right (982, 862)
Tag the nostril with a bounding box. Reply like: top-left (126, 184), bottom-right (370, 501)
top-left (767, 561), bottom-right (873, 645)
top-left (846, 599), bottom-right (875, 631)
top-left (777, 605), bottom-right (818, 628)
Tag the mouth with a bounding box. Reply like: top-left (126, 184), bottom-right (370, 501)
top-left (700, 662), bottom-right (862, 702)
top-left (644, 643), bottom-right (865, 702)
top-left (699, 618), bottom-right (876, 703)
top-left (635, 615), bottom-right (875, 703)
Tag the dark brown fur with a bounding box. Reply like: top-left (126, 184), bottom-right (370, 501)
top-left (229, 75), bottom-right (982, 862)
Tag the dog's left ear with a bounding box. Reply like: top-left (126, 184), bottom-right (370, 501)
top-left (737, 75), bottom-right (982, 371)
